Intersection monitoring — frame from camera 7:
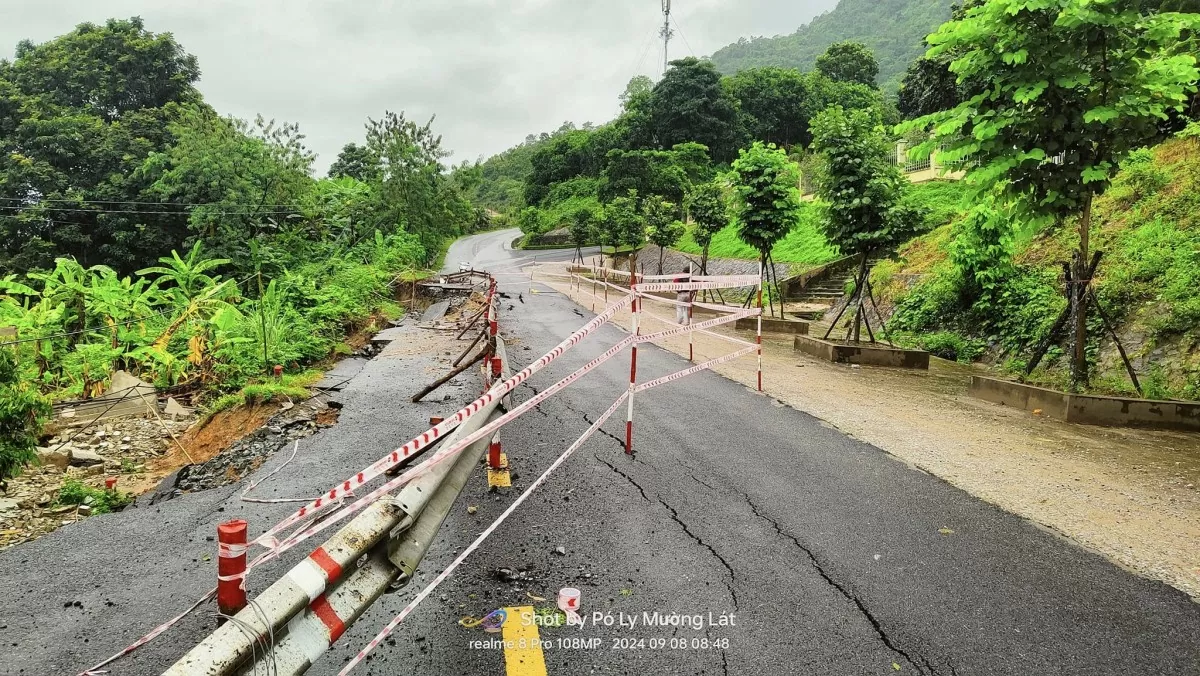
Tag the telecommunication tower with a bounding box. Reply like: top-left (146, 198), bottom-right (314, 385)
top-left (660, 0), bottom-right (674, 76)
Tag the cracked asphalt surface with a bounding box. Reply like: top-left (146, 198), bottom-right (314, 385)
top-left (1, 229), bottom-right (1198, 676)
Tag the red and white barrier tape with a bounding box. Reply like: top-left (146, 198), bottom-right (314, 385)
top-left (258, 331), bottom-right (640, 560)
top-left (635, 345), bottom-right (759, 393)
top-left (78, 590), bottom-right (216, 676)
top-left (636, 307), bottom-right (759, 344)
top-left (337, 392), bottom-right (630, 674)
top-left (636, 277), bottom-right (761, 293)
top-left (252, 294), bottom-right (633, 551)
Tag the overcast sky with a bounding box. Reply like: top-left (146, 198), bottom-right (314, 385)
top-left (2, 1), bottom-right (836, 174)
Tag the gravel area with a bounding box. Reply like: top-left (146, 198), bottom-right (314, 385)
top-left (544, 267), bottom-right (1200, 600)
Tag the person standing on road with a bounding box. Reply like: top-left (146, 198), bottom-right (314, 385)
top-left (674, 265), bottom-right (693, 325)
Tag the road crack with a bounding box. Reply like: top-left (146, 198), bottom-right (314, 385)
top-left (592, 453), bottom-right (741, 613)
top-left (655, 498), bottom-right (741, 611)
top-left (742, 494), bottom-right (941, 676)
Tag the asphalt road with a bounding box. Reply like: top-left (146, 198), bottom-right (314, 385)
top-left (1, 229), bottom-right (1197, 676)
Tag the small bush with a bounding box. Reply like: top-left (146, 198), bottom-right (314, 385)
top-left (916, 331), bottom-right (987, 363)
top-left (57, 480), bottom-right (133, 515)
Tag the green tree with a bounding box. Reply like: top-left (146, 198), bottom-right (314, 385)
top-left (364, 111), bottom-right (474, 260)
top-left (4, 17), bottom-right (200, 120)
top-left (813, 107), bottom-right (920, 339)
top-left (328, 143), bottom-right (378, 181)
top-left (620, 75), bottom-right (655, 110)
top-left (644, 197), bottom-right (684, 274)
top-left (602, 190), bottom-right (647, 274)
top-left (648, 58), bottom-right (747, 163)
top-left (815, 41), bottom-right (879, 88)
top-left (730, 142), bottom-right (802, 316)
top-left (723, 67), bottom-right (812, 147)
top-left (140, 109), bottom-right (314, 274)
top-left (0, 19), bottom-right (203, 274)
top-left (897, 55), bottom-right (959, 120)
top-left (570, 203), bottom-right (601, 261)
top-left (686, 181), bottom-right (729, 276)
top-left (599, 143), bottom-right (711, 206)
top-left (902, 0), bottom-right (1200, 384)
top-left (0, 350), bottom-right (51, 480)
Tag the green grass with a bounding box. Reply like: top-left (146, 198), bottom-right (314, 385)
top-left (903, 180), bottom-right (971, 231)
top-left (676, 202), bottom-right (839, 266)
top-left (201, 370), bottom-right (323, 420)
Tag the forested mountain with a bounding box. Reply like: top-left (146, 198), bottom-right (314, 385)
top-left (709, 0), bottom-right (955, 90)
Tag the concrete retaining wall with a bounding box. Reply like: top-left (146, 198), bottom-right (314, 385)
top-left (794, 336), bottom-right (929, 369)
top-left (736, 318), bottom-right (810, 335)
top-left (969, 376), bottom-right (1200, 431)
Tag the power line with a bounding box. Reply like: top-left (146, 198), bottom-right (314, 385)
top-left (0, 204), bottom-right (303, 217)
top-left (672, 16), bottom-right (696, 58)
top-left (0, 196), bottom-right (314, 208)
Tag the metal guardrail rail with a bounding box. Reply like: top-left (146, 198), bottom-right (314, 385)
top-left (163, 337), bottom-right (512, 676)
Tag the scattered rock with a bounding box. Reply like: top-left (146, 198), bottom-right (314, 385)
top-left (69, 448), bottom-right (105, 467)
top-left (554, 546), bottom-right (566, 556)
top-left (0, 498), bottom-right (19, 516)
top-left (36, 448), bottom-right (70, 472)
top-left (467, 505), bottom-right (478, 515)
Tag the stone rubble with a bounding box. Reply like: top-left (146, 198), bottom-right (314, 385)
top-left (172, 398), bottom-right (337, 495)
top-left (0, 414), bottom-right (194, 549)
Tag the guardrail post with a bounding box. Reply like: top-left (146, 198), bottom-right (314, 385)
top-left (217, 520), bottom-right (248, 618)
top-left (488, 434), bottom-right (503, 470)
top-left (687, 271), bottom-right (694, 363)
top-left (626, 274), bottom-right (639, 455)
top-left (757, 262), bottom-right (764, 392)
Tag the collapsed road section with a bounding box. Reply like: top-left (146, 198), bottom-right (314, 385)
top-left (67, 266), bottom-right (767, 675)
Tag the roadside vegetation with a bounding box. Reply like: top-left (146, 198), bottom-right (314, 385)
top-left (0, 19), bottom-right (487, 479)
top-left (463, 0), bottom-right (1200, 402)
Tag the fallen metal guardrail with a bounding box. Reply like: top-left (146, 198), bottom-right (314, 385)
top-left (78, 266), bottom-right (762, 676)
top-left (163, 336), bottom-right (512, 675)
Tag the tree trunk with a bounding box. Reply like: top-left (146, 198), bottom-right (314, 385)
top-left (700, 246), bottom-right (710, 303)
top-left (658, 246), bottom-right (665, 275)
top-left (1072, 195), bottom-right (1093, 387)
top-left (852, 252), bottom-right (868, 342)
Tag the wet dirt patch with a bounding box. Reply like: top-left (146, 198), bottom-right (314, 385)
top-left (171, 397), bottom-right (337, 495)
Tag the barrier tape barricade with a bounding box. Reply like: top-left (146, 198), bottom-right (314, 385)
top-left (84, 262), bottom-right (767, 676)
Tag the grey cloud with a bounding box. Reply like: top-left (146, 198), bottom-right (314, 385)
top-left (1, 0), bottom-right (836, 173)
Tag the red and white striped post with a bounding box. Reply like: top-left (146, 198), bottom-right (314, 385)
top-left (756, 262), bottom-right (764, 392)
top-left (687, 270), bottom-right (695, 363)
top-left (626, 273), bottom-right (640, 455)
top-left (488, 433), bottom-right (503, 470)
top-left (488, 293), bottom-right (498, 341)
top-left (216, 519), bottom-right (248, 618)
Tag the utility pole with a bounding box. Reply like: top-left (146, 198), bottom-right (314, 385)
top-left (661, 0), bottom-right (674, 76)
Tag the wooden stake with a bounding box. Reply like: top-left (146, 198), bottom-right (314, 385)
top-left (412, 346), bottom-right (491, 403)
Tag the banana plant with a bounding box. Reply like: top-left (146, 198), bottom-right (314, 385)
top-left (85, 268), bottom-right (157, 350)
top-left (136, 242), bottom-right (231, 301)
top-left (27, 258), bottom-right (112, 346)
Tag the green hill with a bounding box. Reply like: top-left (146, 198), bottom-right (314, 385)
top-left (709, 0), bottom-right (954, 90)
